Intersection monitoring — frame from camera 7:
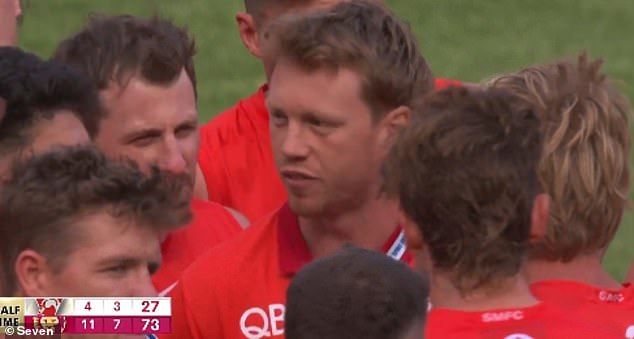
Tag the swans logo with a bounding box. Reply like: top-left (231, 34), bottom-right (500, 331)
top-left (240, 304), bottom-right (285, 338)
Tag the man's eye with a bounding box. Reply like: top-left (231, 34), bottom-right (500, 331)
top-left (175, 125), bottom-right (196, 138)
top-left (131, 135), bottom-right (159, 147)
top-left (309, 118), bottom-right (325, 127)
top-left (273, 114), bottom-right (286, 121)
top-left (105, 265), bottom-right (128, 275)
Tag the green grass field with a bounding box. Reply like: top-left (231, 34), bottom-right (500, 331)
top-left (17, 0), bottom-right (634, 279)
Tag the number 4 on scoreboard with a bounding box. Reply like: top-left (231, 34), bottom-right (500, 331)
top-left (84, 301), bottom-right (91, 311)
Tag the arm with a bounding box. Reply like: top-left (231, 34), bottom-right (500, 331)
top-left (627, 258), bottom-right (634, 283)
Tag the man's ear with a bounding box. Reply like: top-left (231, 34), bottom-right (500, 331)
top-left (530, 193), bottom-right (550, 242)
top-left (14, 250), bottom-right (54, 296)
top-left (378, 106), bottom-right (411, 146)
top-left (236, 12), bottom-right (263, 58)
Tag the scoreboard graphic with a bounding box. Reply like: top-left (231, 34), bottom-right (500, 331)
top-left (0, 297), bottom-right (171, 335)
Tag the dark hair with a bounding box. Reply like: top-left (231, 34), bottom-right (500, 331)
top-left (285, 246), bottom-right (429, 339)
top-left (0, 46), bottom-right (103, 157)
top-left (383, 87), bottom-right (542, 295)
top-left (53, 14), bottom-right (197, 105)
top-left (0, 144), bottom-right (192, 294)
top-left (269, 0), bottom-right (434, 119)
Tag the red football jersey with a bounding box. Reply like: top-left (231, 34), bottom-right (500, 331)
top-left (165, 204), bottom-right (411, 339)
top-left (531, 280), bottom-right (634, 337)
top-left (151, 198), bottom-right (242, 294)
top-left (197, 86), bottom-right (285, 222)
top-left (197, 78), bottom-right (462, 222)
top-left (426, 302), bottom-right (621, 338)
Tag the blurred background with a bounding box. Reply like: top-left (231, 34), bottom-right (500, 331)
top-left (17, 0), bottom-right (634, 279)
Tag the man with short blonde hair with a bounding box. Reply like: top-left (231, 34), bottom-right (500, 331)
top-left (168, 2), bottom-right (432, 337)
top-left (194, 0), bottom-right (460, 222)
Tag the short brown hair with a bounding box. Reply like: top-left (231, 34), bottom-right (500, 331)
top-left (269, 0), bottom-right (434, 119)
top-left (285, 246), bottom-right (429, 339)
top-left (488, 54), bottom-right (632, 261)
top-left (384, 87), bottom-right (542, 295)
top-left (0, 144), bottom-right (192, 294)
top-left (53, 14), bottom-right (197, 108)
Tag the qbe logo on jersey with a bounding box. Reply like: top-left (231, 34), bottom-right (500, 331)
top-left (240, 304), bottom-right (285, 338)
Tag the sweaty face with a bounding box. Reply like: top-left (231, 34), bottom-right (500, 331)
top-left (43, 212), bottom-right (161, 297)
top-left (96, 70), bottom-right (199, 192)
top-left (267, 60), bottom-right (384, 217)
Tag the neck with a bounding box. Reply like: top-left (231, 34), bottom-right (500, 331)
top-left (430, 272), bottom-right (538, 311)
top-left (299, 197), bottom-right (400, 259)
top-left (525, 253), bottom-right (622, 289)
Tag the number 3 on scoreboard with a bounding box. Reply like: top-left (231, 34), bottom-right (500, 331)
top-left (141, 300), bottom-right (159, 312)
top-left (114, 301), bottom-right (121, 312)
top-left (142, 318), bottom-right (160, 331)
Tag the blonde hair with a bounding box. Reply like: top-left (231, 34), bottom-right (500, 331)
top-left (489, 53), bottom-right (632, 261)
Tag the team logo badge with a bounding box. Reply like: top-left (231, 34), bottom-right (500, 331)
top-left (33, 298), bottom-right (67, 333)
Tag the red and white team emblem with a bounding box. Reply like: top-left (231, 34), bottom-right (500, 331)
top-left (33, 298), bottom-right (67, 332)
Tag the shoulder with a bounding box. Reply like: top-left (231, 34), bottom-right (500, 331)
top-left (199, 87), bottom-right (268, 153)
top-left (190, 199), bottom-right (243, 237)
top-left (180, 209), bottom-right (280, 287)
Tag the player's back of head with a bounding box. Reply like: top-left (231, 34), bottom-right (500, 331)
top-left (488, 53), bottom-right (632, 261)
top-left (0, 46), bottom-right (102, 161)
top-left (53, 14), bottom-right (197, 101)
top-left (285, 246), bottom-right (429, 339)
top-left (0, 144), bottom-right (192, 295)
top-left (268, 0), bottom-right (434, 117)
top-left (384, 87), bottom-right (543, 295)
